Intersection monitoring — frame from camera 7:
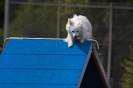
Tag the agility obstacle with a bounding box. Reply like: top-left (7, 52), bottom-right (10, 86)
top-left (0, 38), bottom-right (111, 88)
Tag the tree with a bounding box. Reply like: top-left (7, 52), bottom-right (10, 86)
top-left (121, 45), bottom-right (133, 88)
top-left (9, 0), bottom-right (58, 38)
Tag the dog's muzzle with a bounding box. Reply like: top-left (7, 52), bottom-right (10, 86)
top-left (74, 36), bottom-right (77, 40)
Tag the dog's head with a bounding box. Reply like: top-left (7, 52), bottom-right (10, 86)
top-left (68, 19), bottom-right (83, 40)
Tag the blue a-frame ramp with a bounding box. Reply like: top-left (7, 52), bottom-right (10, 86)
top-left (0, 38), bottom-right (111, 88)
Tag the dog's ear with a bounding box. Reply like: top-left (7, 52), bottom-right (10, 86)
top-left (78, 20), bottom-right (82, 27)
top-left (68, 18), bottom-right (74, 26)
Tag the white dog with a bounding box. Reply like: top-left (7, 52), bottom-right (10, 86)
top-left (64, 14), bottom-right (92, 47)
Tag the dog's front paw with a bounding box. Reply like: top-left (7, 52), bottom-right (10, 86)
top-left (68, 42), bottom-right (73, 47)
top-left (80, 39), bottom-right (84, 43)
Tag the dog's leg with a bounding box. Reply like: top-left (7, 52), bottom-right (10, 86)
top-left (64, 33), bottom-right (73, 47)
top-left (65, 32), bottom-right (74, 47)
top-left (80, 38), bottom-right (84, 43)
top-left (68, 42), bottom-right (73, 47)
top-left (64, 34), bottom-right (69, 42)
top-left (68, 37), bottom-right (73, 47)
top-left (79, 35), bottom-right (85, 43)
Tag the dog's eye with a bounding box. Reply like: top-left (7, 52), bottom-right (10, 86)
top-left (77, 31), bottom-right (79, 32)
top-left (72, 31), bottom-right (74, 32)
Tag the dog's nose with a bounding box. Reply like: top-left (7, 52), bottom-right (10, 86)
top-left (74, 36), bottom-right (77, 40)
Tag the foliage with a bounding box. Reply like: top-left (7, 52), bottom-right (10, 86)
top-left (9, 2), bottom-right (57, 38)
top-left (121, 45), bottom-right (133, 88)
top-left (111, 9), bottom-right (133, 88)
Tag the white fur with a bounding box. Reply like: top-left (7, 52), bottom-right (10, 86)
top-left (64, 14), bottom-right (92, 47)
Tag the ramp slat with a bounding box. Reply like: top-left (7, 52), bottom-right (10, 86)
top-left (0, 54), bottom-right (86, 69)
top-left (2, 39), bottom-right (91, 55)
top-left (0, 84), bottom-right (76, 88)
top-left (0, 69), bottom-right (80, 84)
